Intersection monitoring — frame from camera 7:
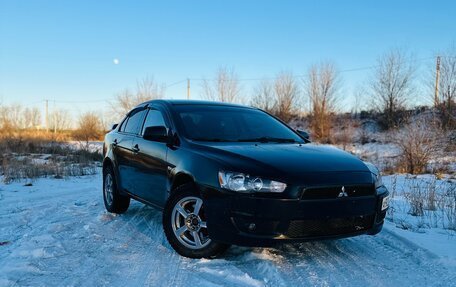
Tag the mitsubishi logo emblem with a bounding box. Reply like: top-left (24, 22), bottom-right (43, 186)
top-left (338, 186), bottom-right (348, 198)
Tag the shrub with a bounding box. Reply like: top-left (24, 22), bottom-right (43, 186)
top-left (393, 119), bottom-right (446, 174)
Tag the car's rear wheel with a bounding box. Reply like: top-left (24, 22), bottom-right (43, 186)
top-left (103, 165), bottom-right (130, 214)
top-left (163, 184), bottom-right (229, 258)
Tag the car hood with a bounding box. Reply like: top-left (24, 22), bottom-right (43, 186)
top-left (190, 142), bottom-right (371, 181)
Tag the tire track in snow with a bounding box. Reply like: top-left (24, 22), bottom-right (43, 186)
top-left (2, 173), bottom-right (455, 287)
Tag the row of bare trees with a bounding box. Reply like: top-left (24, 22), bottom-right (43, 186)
top-left (204, 48), bottom-right (455, 133)
top-left (249, 64), bottom-right (340, 142)
top-left (0, 105), bottom-right (42, 130)
top-left (206, 52), bottom-right (412, 136)
top-left (0, 104), bottom-right (75, 133)
top-left (204, 57), bottom-right (400, 141)
top-left (1, 47), bottom-right (455, 144)
top-left (0, 103), bottom-right (103, 143)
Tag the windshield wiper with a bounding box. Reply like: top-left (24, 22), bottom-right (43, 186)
top-left (191, 138), bottom-right (231, 142)
top-left (237, 137), bottom-right (297, 143)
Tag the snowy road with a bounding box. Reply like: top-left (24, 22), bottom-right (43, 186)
top-left (1, 173), bottom-right (455, 287)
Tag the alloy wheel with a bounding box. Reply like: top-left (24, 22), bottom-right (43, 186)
top-left (104, 173), bottom-right (114, 206)
top-left (171, 196), bottom-right (211, 249)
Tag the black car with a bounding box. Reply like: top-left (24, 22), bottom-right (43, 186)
top-left (102, 100), bottom-right (389, 258)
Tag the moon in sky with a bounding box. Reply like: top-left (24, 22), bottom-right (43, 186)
top-left (113, 58), bottom-right (120, 65)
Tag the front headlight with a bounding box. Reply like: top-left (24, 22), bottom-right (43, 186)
top-left (365, 162), bottom-right (383, 189)
top-left (218, 171), bottom-right (287, 193)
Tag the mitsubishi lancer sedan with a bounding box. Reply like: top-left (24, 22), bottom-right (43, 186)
top-left (102, 100), bottom-right (389, 258)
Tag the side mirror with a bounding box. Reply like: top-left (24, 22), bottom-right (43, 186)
top-left (111, 123), bottom-right (118, 130)
top-left (297, 129), bottom-right (310, 142)
top-left (143, 126), bottom-right (169, 143)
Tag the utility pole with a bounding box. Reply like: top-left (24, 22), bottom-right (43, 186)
top-left (187, 78), bottom-right (191, 100)
top-left (434, 56), bottom-right (441, 107)
top-left (45, 99), bottom-right (49, 132)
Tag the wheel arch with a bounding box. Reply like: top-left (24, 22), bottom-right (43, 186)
top-left (102, 157), bottom-right (123, 193)
top-left (102, 157), bottom-right (114, 171)
top-left (170, 172), bottom-right (198, 195)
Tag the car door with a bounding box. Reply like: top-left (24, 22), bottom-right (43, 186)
top-left (113, 108), bottom-right (146, 194)
top-left (131, 108), bottom-right (169, 206)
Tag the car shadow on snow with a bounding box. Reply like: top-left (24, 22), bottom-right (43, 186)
top-left (108, 203), bottom-right (450, 286)
top-left (117, 201), bottom-right (364, 263)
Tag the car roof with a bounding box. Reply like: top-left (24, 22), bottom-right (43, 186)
top-left (137, 99), bottom-right (256, 109)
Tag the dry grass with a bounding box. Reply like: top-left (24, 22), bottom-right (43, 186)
top-left (0, 132), bottom-right (102, 183)
top-left (388, 175), bottom-right (456, 231)
top-left (393, 119), bottom-right (446, 174)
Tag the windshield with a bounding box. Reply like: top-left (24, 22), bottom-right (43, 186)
top-left (173, 105), bottom-right (304, 143)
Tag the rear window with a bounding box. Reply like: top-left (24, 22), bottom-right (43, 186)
top-left (121, 109), bottom-right (146, 134)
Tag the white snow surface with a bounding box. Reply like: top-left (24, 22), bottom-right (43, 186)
top-left (0, 171), bottom-right (455, 287)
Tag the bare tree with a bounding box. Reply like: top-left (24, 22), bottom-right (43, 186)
top-left (9, 104), bottom-right (25, 129)
top-left (73, 112), bottom-right (104, 148)
top-left (23, 107), bottom-right (41, 129)
top-left (435, 49), bottom-right (456, 128)
top-left (201, 67), bottom-right (241, 103)
top-left (305, 62), bottom-right (340, 142)
top-left (110, 89), bottom-right (135, 117)
top-left (0, 104), bottom-right (27, 130)
top-left (251, 79), bottom-right (275, 113)
top-left (274, 72), bottom-right (299, 122)
top-left (110, 77), bottom-right (164, 121)
top-left (49, 109), bottom-right (72, 131)
top-left (352, 86), bottom-right (368, 116)
top-left (370, 49), bottom-right (415, 129)
top-left (136, 77), bottom-right (164, 102)
top-left (0, 105), bottom-right (14, 133)
top-left (250, 73), bottom-right (300, 121)
top-left (333, 115), bottom-right (355, 150)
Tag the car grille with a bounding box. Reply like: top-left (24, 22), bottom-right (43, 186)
top-left (285, 215), bottom-right (374, 238)
top-left (301, 185), bottom-right (374, 200)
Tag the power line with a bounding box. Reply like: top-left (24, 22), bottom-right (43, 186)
top-left (53, 98), bottom-right (112, 103)
top-left (189, 56), bottom-right (437, 82)
top-left (24, 100), bottom-right (45, 107)
top-left (164, 79), bottom-right (187, 88)
top-left (7, 55), bottom-right (444, 106)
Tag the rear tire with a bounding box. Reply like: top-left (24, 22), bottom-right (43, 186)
top-left (163, 183), bottom-right (229, 258)
top-left (103, 165), bottom-right (130, 214)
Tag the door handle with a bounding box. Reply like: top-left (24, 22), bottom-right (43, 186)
top-left (113, 139), bottom-right (118, 147)
top-left (132, 144), bottom-right (140, 153)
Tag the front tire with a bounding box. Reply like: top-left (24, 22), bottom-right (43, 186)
top-left (163, 183), bottom-right (229, 258)
top-left (103, 165), bottom-right (130, 214)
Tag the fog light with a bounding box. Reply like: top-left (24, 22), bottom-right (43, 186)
top-left (248, 223), bottom-right (256, 231)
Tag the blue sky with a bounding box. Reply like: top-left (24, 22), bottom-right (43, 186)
top-left (0, 0), bottom-right (455, 116)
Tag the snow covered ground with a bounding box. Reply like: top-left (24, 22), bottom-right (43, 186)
top-left (1, 170), bottom-right (455, 287)
top-left (66, 141), bottom-right (104, 154)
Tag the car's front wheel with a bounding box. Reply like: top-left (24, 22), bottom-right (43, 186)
top-left (163, 184), bottom-right (229, 258)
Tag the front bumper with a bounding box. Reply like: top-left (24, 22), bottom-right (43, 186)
top-left (202, 185), bottom-right (389, 247)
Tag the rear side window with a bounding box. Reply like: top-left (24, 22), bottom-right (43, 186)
top-left (122, 109), bottom-right (146, 134)
top-left (141, 109), bottom-right (166, 135)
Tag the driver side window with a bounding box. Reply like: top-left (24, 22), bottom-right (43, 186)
top-left (141, 109), bottom-right (166, 135)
